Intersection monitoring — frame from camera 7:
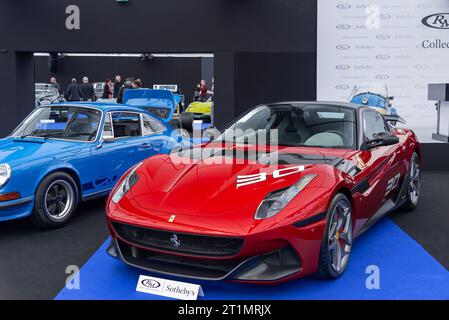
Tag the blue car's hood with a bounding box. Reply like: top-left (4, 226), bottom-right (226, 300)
top-left (0, 137), bottom-right (83, 167)
top-left (350, 93), bottom-right (387, 108)
top-left (123, 89), bottom-right (176, 123)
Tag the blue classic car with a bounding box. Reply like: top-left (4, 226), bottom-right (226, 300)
top-left (349, 81), bottom-right (398, 116)
top-left (0, 101), bottom-right (184, 228)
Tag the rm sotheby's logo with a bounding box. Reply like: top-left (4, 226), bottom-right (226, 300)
top-left (336, 44), bottom-right (351, 50)
top-left (336, 24), bottom-right (351, 30)
top-left (141, 279), bottom-right (161, 289)
top-left (422, 13), bottom-right (449, 29)
top-left (335, 84), bottom-right (350, 90)
top-left (375, 74), bottom-right (390, 80)
top-left (336, 4), bottom-right (351, 9)
top-left (336, 64), bottom-right (350, 70)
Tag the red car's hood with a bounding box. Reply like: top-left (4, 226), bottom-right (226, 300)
top-left (129, 145), bottom-right (349, 217)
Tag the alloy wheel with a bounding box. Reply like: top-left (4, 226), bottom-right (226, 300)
top-left (409, 157), bottom-right (421, 206)
top-left (328, 199), bottom-right (353, 273)
top-left (43, 180), bottom-right (75, 221)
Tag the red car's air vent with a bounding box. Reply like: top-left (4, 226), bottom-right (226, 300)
top-left (112, 222), bottom-right (244, 257)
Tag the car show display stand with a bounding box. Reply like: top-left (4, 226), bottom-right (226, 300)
top-left (429, 83), bottom-right (449, 143)
top-left (56, 218), bottom-right (449, 300)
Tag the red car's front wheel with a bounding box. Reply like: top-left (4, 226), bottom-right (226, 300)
top-left (316, 193), bottom-right (353, 279)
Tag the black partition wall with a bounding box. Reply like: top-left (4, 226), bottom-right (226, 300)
top-left (1, 0), bottom-right (448, 170)
top-left (0, 0), bottom-right (317, 135)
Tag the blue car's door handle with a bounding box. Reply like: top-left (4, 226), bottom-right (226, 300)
top-left (140, 143), bottom-right (152, 149)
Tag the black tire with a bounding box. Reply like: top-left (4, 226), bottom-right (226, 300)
top-left (400, 152), bottom-right (421, 212)
top-left (316, 193), bottom-right (353, 280)
top-left (30, 172), bottom-right (79, 229)
top-left (168, 117), bottom-right (181, 130)
top-left (180, 112), bottom-right (194, 132)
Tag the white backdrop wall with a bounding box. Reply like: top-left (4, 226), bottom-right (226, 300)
top-left (317, 0), bottom-right (449, 142)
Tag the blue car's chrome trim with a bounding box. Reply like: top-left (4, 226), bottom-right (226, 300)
top-left (0, 196), bottom-right (34, 209)
top-left (82, 188), bottom-right (112, 200)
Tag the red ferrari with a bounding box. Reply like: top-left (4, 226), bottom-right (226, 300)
top-left (105, 102), bottom-right (422, 284)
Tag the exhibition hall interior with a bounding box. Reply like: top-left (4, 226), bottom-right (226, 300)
top-left (0, 0), bottom-right (449, 304)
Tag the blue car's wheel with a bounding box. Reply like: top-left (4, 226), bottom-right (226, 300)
top-left (31, 172), bottom-right (79, 229)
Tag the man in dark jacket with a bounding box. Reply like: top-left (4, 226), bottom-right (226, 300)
top-left (113, 75), bottom-right (122, 98)
top-left (79, 76), bottom-right (96, 101)
top-left (50, 77), bottom-right (62, 95)
top-left (65, 78), bottom-right (81, 101)
top-left (116, 78), bottom-right (133, 104)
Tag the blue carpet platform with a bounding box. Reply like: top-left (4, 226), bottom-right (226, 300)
top-left (56, 218), bottom-right (449, 300)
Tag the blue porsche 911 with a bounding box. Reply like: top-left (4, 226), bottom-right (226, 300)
top-left (0, 100), bottom-right (184, 228)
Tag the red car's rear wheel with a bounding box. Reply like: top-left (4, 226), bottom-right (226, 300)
top-left (401, 152), bottom-right (421, 211)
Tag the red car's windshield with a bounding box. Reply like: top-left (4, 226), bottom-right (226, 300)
top-left (214, 104), bottom-right (356, 149)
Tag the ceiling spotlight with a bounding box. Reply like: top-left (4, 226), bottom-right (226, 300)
top-left (140, 53), bottom-right (154, 63)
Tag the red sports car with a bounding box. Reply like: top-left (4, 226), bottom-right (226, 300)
top-left (105, 102), bottom-right (422, 284)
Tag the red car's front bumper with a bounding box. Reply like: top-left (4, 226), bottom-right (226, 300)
top-left (106, 213), bottom-right (327, 284)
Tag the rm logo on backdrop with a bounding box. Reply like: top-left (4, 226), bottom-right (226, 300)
top-left (65, 5), bottom-right (80, 30)
top-left (422, 13), bottom-right (449, 29)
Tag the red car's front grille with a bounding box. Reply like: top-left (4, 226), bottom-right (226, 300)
top-left (116, 238), bottom-right (245, 280)
top-left (112, 222), bottom-right (244, 257)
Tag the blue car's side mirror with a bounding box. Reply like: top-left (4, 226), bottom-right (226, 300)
top-left (103, 135), bottom-right (114, 143)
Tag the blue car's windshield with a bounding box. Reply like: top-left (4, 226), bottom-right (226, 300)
top-left (11, 106), bottom-right (102, 142)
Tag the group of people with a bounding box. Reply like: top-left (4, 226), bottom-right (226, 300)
top-left (113, 75), bottom-right (143, 103)
top-left (48, 75), bottom-right (212, 105)
top-left (65, 77), bottom-right (96, 102)
top-left (48, 75), bottom-right (143, 102)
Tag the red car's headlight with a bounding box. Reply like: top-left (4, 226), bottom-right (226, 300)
top-left (255, 174), bottom-right (317, 220)
top-left (111, 162), bottom-right (143, 204)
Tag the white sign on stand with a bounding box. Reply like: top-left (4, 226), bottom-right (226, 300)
top-left (136, 275), bottom-right (204, 300)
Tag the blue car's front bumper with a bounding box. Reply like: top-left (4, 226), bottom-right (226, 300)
top-left (0, 196), bottom-right (34, 221)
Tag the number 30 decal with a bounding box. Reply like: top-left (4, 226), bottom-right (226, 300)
top-left (236, 166), bottom-right (305, 188)
top-left (385, 173), bottom-right (401, 196)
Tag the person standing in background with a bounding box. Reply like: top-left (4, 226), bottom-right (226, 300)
top-left (65, 78), bottom-right (81, 101)
top-left (113, 75), bottom-right (122, 98)
top-left (79, 76), bottom-right (95, 101)
top-left (199, 79), bottom-right (208, 102)
top-left (193, 83), bottom-right (201, 101)
top-left (131, 79), bottom-right (142, 89)
top-left (102, 79), bottom-right (113, 99)
top-left (116, 78), bottom-right (133, 104)
top-left (50, 77), bottom-right (61, 95)
top-left (116, 78), bottom-right (142, 103)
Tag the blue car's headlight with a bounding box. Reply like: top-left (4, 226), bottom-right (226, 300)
top-left (255, 174), bottom-right (317, 220)
top-left (111, 162), bottom-right (143, 204)
top-left (0, 163), bottom-right (12, 188)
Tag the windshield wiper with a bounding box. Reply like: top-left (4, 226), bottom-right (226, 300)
top-left (20, 131), bottom-right (65, 139)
